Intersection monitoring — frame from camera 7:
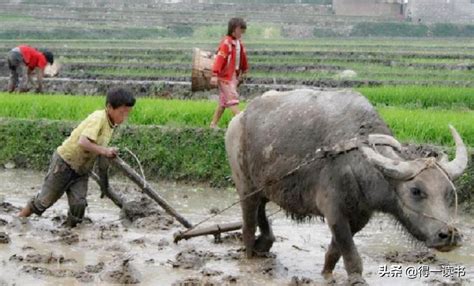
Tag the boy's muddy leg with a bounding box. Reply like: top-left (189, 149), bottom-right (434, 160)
top-left (65, 176), bottom-right (89, 228)
top-left (18, 64), bottom-right (29, 92)
top-left (96, 156), bottom-right (111, 198)
top-left (210, 105), bottom-right (225, 128)
top-left (7, 66), bottom-right (18, 92)
top-left (229, 105), bottom-right (240, 116)
top-left (22, 152), bottom-right (75, 217)
top-left (7, 50), bottom-right (22, 92)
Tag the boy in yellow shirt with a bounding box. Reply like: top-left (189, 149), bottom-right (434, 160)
top-left (18, 87), bottom-right (136, 227)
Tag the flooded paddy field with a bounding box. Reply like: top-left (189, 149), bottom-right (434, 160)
top-left (0, 169), bottom-right (472, 285)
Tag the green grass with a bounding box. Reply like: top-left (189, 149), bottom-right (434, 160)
top-left (397, 58), bottom-right (473, 64)
top-left (62, 54), bottom-right (472, 69)
top-left (62, 59), bottom-right (473, 83)
top-left (193, 24), bottom-right (282, 40)
top-left (74, 68), bottom-right (338, 81)
top-left (0, 14), bottom-right (34, 22)
top-left (0, 93), bottom-right (235, 128)
top-left (0, 92), bottom-right (473, 146)
top-left (379, 107), bottom-right (473, 146)
top-left (0, 26), bottom-right (194, 40)
top-left (1, 38), bottom-right (474, 53)
top-left (80, 68), bottom-right (187, 78)
top-left (358, 86), bottom-right (474, 110)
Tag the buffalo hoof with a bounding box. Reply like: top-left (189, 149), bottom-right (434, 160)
top-left (245, 248), bottom-right (254, 259)
top-left (322, 272), bottom-right (336, 284)
top-left (347, 273), bottom-right (367, 286)
top-left (244, 248), bottom-right (274, 259)
top-left (244, 235), bottom-right (275, 259)
top-left (254, 234), bottom-right (275, 253)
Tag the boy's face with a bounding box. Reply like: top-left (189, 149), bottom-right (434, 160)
top-left (107, 104), bottom-right (133, 125)
top-left (232, 26), bottom-right (246, 39)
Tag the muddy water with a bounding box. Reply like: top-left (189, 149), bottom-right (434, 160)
top-left (0, 169), bottom-right (472, 286)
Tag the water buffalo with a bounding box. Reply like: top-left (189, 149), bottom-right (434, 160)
top-left (225, 89), bottom-right (468, 285)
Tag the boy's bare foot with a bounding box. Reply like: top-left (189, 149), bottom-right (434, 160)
top-left (18, 206), bottom-right (33, 217)
top-left (209, 123), bottom-right (218, 129)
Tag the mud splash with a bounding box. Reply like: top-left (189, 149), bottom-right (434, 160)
top-left (0, 169), bottom-right (473, 285)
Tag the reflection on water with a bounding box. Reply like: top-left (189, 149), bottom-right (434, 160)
top-left (0, 169), bottom-right (472, 285)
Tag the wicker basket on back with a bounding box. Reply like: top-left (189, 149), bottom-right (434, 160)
top-left (191, 48), bottom-right (216, 92)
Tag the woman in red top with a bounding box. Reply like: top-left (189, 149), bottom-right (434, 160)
top-left (209, 18), bottom-right (248, 129)
top-left (7, 45), bottom-right (54, 93)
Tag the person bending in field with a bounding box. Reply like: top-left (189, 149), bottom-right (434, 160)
top-left (209, 17), bottom-right (249, 129)
top-left (7, 44), bottom-right (54, 93)
top-left (18, 88), bottom-right (136, 228)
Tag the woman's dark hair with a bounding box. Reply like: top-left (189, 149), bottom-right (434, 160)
top-left (227, 17), bottom-right (247, 36)
top-left (39, 48), bottom-right (54, 64)
top-left (106, 87), bottom-right (136, 108)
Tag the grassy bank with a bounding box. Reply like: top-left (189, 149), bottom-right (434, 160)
top-left (0, 118), bottom-right (229, 187)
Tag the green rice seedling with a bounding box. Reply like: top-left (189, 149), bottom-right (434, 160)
top-left (378, 107), bottom-right (473, 146)
top-left (0, 93), bottom-right (236, 128)
top-left (359, 86), bottom-right (474, 110)
top-left (0, 93), bottom-right (472, 146)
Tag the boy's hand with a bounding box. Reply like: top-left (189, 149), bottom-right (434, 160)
top-left (210, 76), bottom-right (218, 87)
top-left (102, 147), bottom-right (119, 158)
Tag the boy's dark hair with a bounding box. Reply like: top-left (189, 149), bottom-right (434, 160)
top-left (227, 17), bottom-right (247, 36)
top-left (39, 48), bottom-right (54, 64)
top-left (106, 88), bottom-right (136, 109)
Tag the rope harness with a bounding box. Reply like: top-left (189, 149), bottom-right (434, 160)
top-left (124, 147), bottom-right (148, 190)
top-left (124, 136), bottom-right (460, 241)
top-left (179, 136), bottom-right (374, 235)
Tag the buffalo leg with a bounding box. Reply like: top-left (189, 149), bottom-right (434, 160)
top-left (254, 198), bottom-right (275, 254)
top-left (321, 237), bottom-right (341, 282)
top-left (240, 191), bottom-right (259, 258)
top-left (322, 220), bottom-right (367, 284)
top-left (321, 225), bottom-right (362, 278)
top-left (327, 219), bottom-right (366, 285)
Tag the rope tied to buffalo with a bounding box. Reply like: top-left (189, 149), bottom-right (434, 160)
top-left (178, 136), bottom-right (372, 236)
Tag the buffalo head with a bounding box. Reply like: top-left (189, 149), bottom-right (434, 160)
top-left (362, 125), bottom-right (468, 252)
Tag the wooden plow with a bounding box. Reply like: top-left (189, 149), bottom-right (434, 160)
top-left (173, 221), bottom-right (243, 243)
top-left (92, 156), bottom-right (242, 242)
